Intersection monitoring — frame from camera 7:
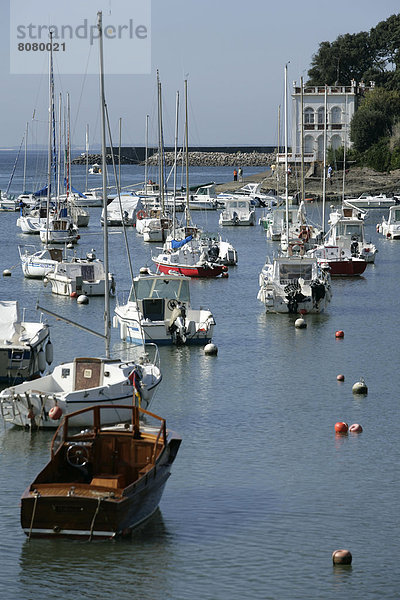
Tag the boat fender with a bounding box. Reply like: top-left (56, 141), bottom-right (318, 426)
top-left (38, 349), bottom-right (46, 373)
top-left (45, 340), bottom-right (53, 365)
top-left (49, 405), bottom-right (63, 420)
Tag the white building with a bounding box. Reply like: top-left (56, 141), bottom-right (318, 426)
top-left (285, 80), bottom-right (375, 163)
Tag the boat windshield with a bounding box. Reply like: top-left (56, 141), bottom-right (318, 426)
top-left (131, 277), bottom-right (190, 303)
top-left (337, 223), bottom-right (362, 237)
top-left (278, 263), bottom-right (313, 283)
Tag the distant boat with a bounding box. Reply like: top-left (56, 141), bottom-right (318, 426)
top-left (377, 205), bottom-right (400, 239)
top-left (0, 300), bottom-right (52, 383)
top-left (89, 163), bottom-right (102, 174)
top-left (219, 198), bottom-right (256, 226)
top-left (20, 402), bottom-right (181, 539)
top-left (344, 192), bottom-right (399, 209)
top-left (44, 251), bottom-right (115, 297)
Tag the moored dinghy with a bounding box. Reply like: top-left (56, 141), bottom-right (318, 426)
top-left (21, 402), bottom-right (181, 539)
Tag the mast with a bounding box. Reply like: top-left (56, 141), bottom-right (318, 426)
top-left (322, 85), bottom-right (327, 234)
top-left (118, 117), bottom-right (122, 191)
top-left (57, 93), bottom-right (62, 198)
top-left (342, 93), bottom-right (348, 204)
top-left (157, 72), bottom-right (165, 215)
top-left (300, 76), bottom-right (305, 204)
top-left (45, 30), bottom-right (54, 248)
top-left (184, 78), bottom-right (190, 226)
top-left (23, 122), bottom-right (28, 193)
top-left (98, 11), bottom-right (110, 359)
top-left (173, 90), bottom-right (180, 238)
top-left (144, 114), bottom-right (149, 195)
top-left (284, 63), bottom-right (289, 250)
top-left (85, 124), bottom-right (89, 192)
top-left (276, 105), bottom-right (280, 198)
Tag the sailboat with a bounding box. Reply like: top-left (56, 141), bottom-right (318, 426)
top-left (0, 23), bottom-right (162, 429)
top-left (152, 80), bottom-right (229, 278)
top-left (257, 65), bottom-right (332, 314)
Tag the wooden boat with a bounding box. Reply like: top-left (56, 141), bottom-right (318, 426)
top-left (20, 402), bottom-right (181, 539)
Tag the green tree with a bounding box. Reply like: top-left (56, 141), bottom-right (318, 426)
top-left (350, 88), bottom-right (400, 152)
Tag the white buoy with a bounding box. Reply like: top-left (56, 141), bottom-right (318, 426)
top-left (352, 377), bottom-right (368, 395)
top-left (204, 343), bottom-right (218, 356)
top-left (2, 269), bottom-right (11, 277)
top-left (77, 294), bottom-right (89, 305)
top-left (140, 266), bottom-right (149, 274)
top-left (67, 243), bottom-right (74, 249)
top-left (295, 317), bottom-right (307, 329)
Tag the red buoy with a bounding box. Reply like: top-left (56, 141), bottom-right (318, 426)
top-left (335, 421), bottom-right (348, 434)
top-left (349, 423), bottom-right (363, 433)
top-left (49, 405), bottom-right (63, 420)
top-left (335, 330), bottom-right (344, 338)
top-left (336, 374), bottom-right (345, 381)
top-left (70, 291), bottom-right (78, 298)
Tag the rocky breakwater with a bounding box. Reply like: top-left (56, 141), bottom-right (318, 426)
top-left (146, 151), bottom-right (275, 167)
top-left (72, 153), bottom-right (137, 165)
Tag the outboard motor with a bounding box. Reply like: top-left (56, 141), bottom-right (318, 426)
top-left (168, 301), bottom-right (187, 344)
top-left (351, 236), bottom-right (359, 256)
top-left (284, 281), bottom-right (307, 314)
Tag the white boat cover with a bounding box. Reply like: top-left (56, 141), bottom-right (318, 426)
top-left (0, 301), bottom-right (20, 342)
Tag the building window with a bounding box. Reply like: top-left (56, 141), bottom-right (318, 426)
top-left (304, 107), bottom-right (314, 124)
top-left (304, 135), bottom-right (314, 154)
top-left (331, 106), bottom-right (341, 124)
top-left (317, 107), bottom-right (326, 125)
top-left (331, 134), bottom-right (342, 150)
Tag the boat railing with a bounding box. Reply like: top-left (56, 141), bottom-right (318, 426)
top-left (51, 403), bottom-right (167, 458)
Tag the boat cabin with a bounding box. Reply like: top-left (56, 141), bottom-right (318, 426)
top-left (130, 275), bottom-right (190, 322)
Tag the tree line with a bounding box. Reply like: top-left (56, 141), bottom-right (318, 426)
top-left (308, 13), bottom-right (400, 171)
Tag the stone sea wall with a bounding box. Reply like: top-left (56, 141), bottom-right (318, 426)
top-left (72, 151), bottom-right (275, 167)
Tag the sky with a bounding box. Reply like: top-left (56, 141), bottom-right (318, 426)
top-left (0, 0), bottom-right (399, 150)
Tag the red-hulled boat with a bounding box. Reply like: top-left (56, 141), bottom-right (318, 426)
top-left (308, 244), bottom-right (367, 276)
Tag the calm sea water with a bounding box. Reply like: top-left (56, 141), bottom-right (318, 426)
top-left (0, 151), bottom-right (399, 599)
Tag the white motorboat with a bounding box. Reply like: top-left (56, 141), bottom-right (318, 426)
top-left (0, 301), bottom-right (52, 384)
top-left (114, 269), bottom-right (215, 345)
top-left (88, 163), bottom-right (102, 174)
top-left (44, 252), bottom-right (115, 296)
top-left (344, 192), bottom-right (399, 209)
top-left (257, 245), bottom-right (332, 314)
top-left (219, 198), bottom-right (256, 226)
top-left (377, 205), bottom-right (400, 239)
top-left (187, 184), bottom-right (218, 210)
top-left (18, 245), bottom-right (63, 278)
top-left (327, 205), bottom-right (377, 263)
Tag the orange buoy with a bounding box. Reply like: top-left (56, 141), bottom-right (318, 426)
top-left (49, 405), bottom-right (63, 420)
top-left (334, 421), bottom-right (348, 434)
top-left (332, 549), bottom-right (352, 565)
top-left (70, 291), bottom-right (78, 298)
top-left (349, 423), bottom-right (363, 433)
top-left (336, 374), bottom-right (345, 381)
top-left (335, 330), bottom-right (344, 338)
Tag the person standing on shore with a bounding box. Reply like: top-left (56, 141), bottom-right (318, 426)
top-left (233, 168), bottom-right (238, 181)
top-left (238, 167), bottom-right (243, 181)
top-left (327, 164), bottom-right (333, 185)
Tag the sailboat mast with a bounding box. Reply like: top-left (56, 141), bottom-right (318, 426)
top-left (173, 90), bottom-right (180, 239)
top-left (23, 122), bottom-right (28, 193)
top-left (97, 11), bottom-right (111, 359)
top-left (284, 63), bottom-right (289, 246)
top-left (157, 74), bottom-right (165, 214)
top-left (276, 105), bottom-right (280, 198)
top-left (118, 117), bottom-right (122, 191)
top-left (57, 93), bottom-right (62, 198)
top-left (184, 79), bottom-right (190, 226)
top-left (322, 85), bottom-right (327, 234)
top-left (45, 30), bottom-right (54, 248)
top-left (85, 124), bottom-right (89, 192)
top-left (342, 93), bottom-right (348, 204)
top-left (144, 114), bottom-right (149, 195)
top-left (300, 76), bottom-right (305, 204)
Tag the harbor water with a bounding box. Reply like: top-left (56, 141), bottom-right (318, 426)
top-left (0, 152), bottom-right (399, 599)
